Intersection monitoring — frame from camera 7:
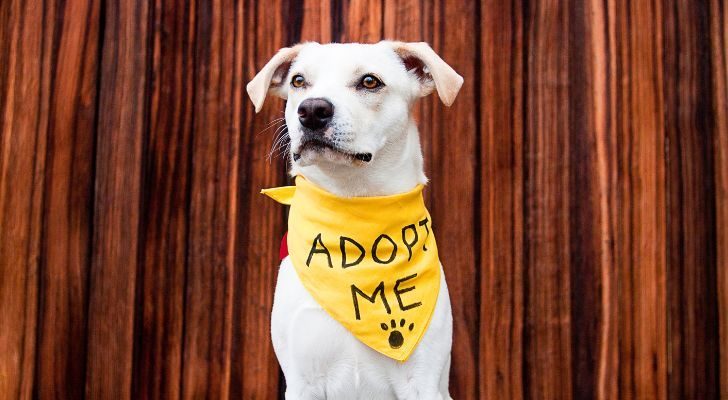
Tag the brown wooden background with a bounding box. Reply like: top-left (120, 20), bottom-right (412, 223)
top-left (1, 0), bottom-right (727, 399)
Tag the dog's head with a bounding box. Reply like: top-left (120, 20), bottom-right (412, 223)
top-left (247, 41), bottom-right (463, 167)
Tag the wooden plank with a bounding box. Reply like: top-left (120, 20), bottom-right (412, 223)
top-left (428, 1), bottom-right (480, 399)
top-left (615, 0), bottom-right (668, 398)
top-left (180, 0), bottom-right (238, 396)
top-left (131, 0), bottom-right (195, 398)
top-left (296, 0), bottom-right (332, 43)
top-left (85, 0), bottom-right (149, 397)
top-left (567, 0), bottom-right (618, 399)
top-left (231, 0), bottom-right (288, 398)
top-left (383, 0), bottom-right (424, 42)
top-left (0, 0), bottom-right (45, 397)
top-left (521, 1), bottom-right (573, 398)
top-left (709, 1), bottom-right (728, 397)
top-left (478, 0), bottom-right (525, 399)
top-left (35, 0), bottom-right (100, 398)
top-left (663, 1), bottom-right (720, 398)
top-left (342, 0), bottom-right (383, 43)
top-left (180, 0), bottom-right (286, 397)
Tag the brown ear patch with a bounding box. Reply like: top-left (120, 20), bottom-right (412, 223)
top-left (394, 46), bottom-right (433, 84)
top-left (400, 55), bottom-right (432, 83)
top-left (270, 60), bottom-right (293, 89)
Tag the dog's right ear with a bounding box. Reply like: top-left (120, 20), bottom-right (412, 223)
top-left (247, 45), bottom-right (302, 113)
top-left (389, 41), bottom-right (464, 106)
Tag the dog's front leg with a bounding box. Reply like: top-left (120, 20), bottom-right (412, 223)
top-left (390, 360), bottom-right (451, 400)
top-left (391, 375), bottom-right (450, 400)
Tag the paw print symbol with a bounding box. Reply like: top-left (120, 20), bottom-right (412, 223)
top-left (380, 318), bottom-right (415, 349)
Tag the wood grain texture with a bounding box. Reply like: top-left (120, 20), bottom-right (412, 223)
top-left (84, 0), bottom-right (148, 397)
top-left (0, 0), bottom-right (45, 397)
top-left (663, 1), bottom-right (720, 397)
top-left (180, 0), bottom-right (239, 396)
top-left (233, 0), bottom-right (287, 398)
top-left (567, 1), bottom-right (618, 398)
top-left (131, 0), bottom-right (195, 398)
top-left (710, 1), bottom-right (728, 398)
top-left (427, 2), bottom-right (480, 399)
top-left (1, 1), bottom-right (726, 399)
top-left (522, 1), bottom-right (574, 398)
top-left (478, 0), bottom-right (524, 398)
top-left (615, 1), bottom-right (669, 399)
top-left (36, 0), bottom-right (99, 398)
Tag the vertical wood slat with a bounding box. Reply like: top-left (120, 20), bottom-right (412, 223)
top-left (297, 0), bottom-right (333, 43)
top-left (85, 0), bottom-right (149, 397)
top-left (180, 0), bottom-right (239, 397)
top-left (383, 0), bottom-right (423, 42)
top-left (478, 0), bottom-right (525, 398)
top-left (341, 0), bottom-right (383, 43)
top-left (615, 0), bottom-right (669, 398)
top-left (36, 0), bottom-right (100, 398)
top-left (233, 0), bottom-right (287, 398)
top-left (131, 0), bottom-right (195, 398)
top-left (709, 1), bottom-right (728, 398)
top-left (663, 1), bottom-right (720, 398)
top-left (522, 1), bottom-right (573, 398)
top-left (429, 2), bottom-right (480, 399)
top-left (568, 0), bottom-right (619, 399)
top-left (0, 0), bottom-right (45, 397)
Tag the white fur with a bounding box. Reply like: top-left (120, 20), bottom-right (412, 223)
top-left (248, 41), bottom-right (463, 400)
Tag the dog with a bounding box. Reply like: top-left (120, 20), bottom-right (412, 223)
top-left (247, 41), bottom-right (463, 400)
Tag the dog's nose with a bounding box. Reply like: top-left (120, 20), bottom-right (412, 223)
top-left (298, 98), bottom-right (334, 130)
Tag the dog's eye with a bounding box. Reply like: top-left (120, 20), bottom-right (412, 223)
top-left (291, 75), bottom-right (306, 88)
top-left (359, 75), bottom-right (383, 90)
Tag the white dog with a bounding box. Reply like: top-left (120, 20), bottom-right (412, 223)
top-left (247, 41), bottom-right (463, 400)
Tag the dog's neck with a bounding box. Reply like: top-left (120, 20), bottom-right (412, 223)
top-left (290, 119), bottom-right (427, 197)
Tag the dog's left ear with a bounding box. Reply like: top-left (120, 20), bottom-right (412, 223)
top-left (247, 45), bottom-right (302, 113)
top-left (389, 41), bottom-right (464, 106)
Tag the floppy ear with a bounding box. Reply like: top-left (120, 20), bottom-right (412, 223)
top-left (246, 45), bottom-right (302, 113)
top-left (389, 41), bottom-right (464, 106)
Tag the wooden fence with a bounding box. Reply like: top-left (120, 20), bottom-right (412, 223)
top-left (1, 0), bottom-right (726, 398)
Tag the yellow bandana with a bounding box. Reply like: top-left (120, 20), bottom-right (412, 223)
top-left (261, 177), bottom-right (440, 361)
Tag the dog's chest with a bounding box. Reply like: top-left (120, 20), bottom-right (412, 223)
top-left (271, 258), bottom-right (399, 397)
top-left (271, 256), bottom-right (453, 399)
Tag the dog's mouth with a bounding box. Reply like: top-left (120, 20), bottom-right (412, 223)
top-left (293, 135), bottom-right (372, 163)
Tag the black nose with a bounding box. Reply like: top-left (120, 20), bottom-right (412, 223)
top-left (298, 98), bottom-right (334, 130)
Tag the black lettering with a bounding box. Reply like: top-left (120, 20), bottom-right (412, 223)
top-left (401, 224), bottom-right (418, 261)
top-left (306, 233), bottom-right (332, 268)
top-left (340, 236), bottom-right (365, 268)
top-left (418, 218), bottom-right (431, 251)
top-left (372, 234), bottom-right (397, 264)
top-left (394, 273), bottom-right (422, 311)
top-left (351, 281), bottom-right (391, 320)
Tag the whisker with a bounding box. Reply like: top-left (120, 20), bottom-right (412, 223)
top-left (270, 126), bottom-right (289, 149)
top-left (267, 127), bottom-right (290, 162)
top-left (270, 127), bottom-right (288, 150)
top-left (271, 134), bottom-right (289, 155)
top-left (257, 119), bottom-right (286, 135)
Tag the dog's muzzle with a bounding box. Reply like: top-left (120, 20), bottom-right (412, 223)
top-left (293, 133), bottom-right (372, 163)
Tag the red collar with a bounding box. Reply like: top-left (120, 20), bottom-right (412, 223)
top-left (279, 232), bottom-right (288, 260)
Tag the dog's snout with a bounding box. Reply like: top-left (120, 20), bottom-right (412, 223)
top-left (298, 98), bottom-right (334, 130)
